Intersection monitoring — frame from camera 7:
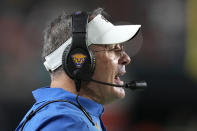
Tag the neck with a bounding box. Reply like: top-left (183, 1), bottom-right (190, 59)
top-left (79, 82), bottom-right (107, 105)
top-left (50, 72), bottom-right (106, 105)
top-left (50, 72), bottom-right (77, 94)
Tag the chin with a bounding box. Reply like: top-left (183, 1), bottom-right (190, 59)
top-left (113, 86), bottom-right (126, 99)
top-left (112, 78), bottom-right (125, 99)
top-left (103, 87), bottom-right (126, 105)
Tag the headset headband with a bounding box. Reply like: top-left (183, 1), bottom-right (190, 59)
top-left (62, 11), bottom-right (95, 91)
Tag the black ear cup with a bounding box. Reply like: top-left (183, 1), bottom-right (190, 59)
top-left (62, 46), bottom-right (95, 80)
top-left (88, 49), bottom-right (96, 79)
top-left (62, 44), bottom-right (71, 76)
top-left (62, 11), bottom-right (95, 82)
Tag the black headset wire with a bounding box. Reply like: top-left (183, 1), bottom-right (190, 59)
top-left (76, 94), bottom-right (95, 126)
top-left (20, 95), bottom-right (95, 131)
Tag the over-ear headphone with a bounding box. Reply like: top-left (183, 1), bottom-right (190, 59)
top-left (62, 12), bottom-right (96, 91)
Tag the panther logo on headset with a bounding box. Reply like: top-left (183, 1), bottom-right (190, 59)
top-left (72, 54), bottom-right (87, 68)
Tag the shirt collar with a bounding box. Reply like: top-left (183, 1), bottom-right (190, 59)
top-left (32, 87), bottom-right (104, 117)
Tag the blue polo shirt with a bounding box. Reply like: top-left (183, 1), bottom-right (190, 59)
top-left (16, 87), bottom-right (106, 131)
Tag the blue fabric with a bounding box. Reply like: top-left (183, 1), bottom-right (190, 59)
top-left (15, 87), bottom-right (106, 131)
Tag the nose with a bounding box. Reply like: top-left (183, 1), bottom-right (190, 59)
top-left (118, 52), bottom-right (131, 65)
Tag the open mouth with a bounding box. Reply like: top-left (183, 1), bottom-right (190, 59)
top-left (114, 74), bottom-right (124, 85)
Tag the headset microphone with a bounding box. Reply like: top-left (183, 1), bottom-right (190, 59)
top-left (88, 78), bottom-right (147, 90)
top-left (124, 80), bottom-right (147, 90)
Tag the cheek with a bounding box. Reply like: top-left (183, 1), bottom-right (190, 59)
top-left (95, 53), bottom-right (118, 72)
top-left (92, 53), bottom-right (120, 83)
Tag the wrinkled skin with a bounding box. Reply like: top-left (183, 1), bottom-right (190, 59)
top-left (80, 44), bottom-right (131, 105)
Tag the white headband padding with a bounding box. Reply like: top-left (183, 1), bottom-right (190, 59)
top-left (44, 37), bottom-right (72, 71)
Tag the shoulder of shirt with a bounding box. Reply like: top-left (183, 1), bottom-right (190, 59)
top-left (23, 101), bottom-right (91, 130)
top-left (37, 113), bottom-right (90, 131)
top-left (34, 100), bottom-right (86, 119)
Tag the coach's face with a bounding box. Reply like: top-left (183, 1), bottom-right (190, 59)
top-left (85, 44), bottom-right (131, 104)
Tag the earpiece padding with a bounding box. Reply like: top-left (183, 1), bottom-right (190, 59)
top-left (62, 12), bottom-right (96, 81)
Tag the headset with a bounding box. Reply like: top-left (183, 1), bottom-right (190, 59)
top-left (62, 11), bottom-right (95, 92)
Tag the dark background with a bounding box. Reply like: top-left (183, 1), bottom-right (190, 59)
top-left (1, 0), bottom-right (197, 131)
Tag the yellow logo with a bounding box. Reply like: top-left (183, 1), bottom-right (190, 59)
top-left (72, 53), bottom-right (86, 68)
top-left (96, 123), bottom-right (100, 130)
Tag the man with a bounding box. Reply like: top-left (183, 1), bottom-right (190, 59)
top-left (16, 8), bottom-right (141, 131)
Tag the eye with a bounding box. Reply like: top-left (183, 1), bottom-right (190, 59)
top-left (107, 44), bottom-right (125, 57)
top-left (111, 45), bottom-right (124, 52)
top-left (91, 44), bottom-right (125, 57)
top-left (108, 45), bottom-right (119, 51)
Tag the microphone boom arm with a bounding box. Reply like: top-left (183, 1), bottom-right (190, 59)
top-left (89, 79), bottom-right (147, 90)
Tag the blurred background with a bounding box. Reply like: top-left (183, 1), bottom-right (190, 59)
top-left (0, 0), bottom-right (197, 130)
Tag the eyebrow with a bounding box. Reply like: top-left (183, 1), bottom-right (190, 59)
top-left (108, 44), bottom-right (121, 48)
top-left (90, 44), bottom-right (121, 50)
